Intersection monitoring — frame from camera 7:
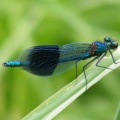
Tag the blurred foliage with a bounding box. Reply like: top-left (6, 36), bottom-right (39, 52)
top-left (0, 0), bottom-right (120, 120)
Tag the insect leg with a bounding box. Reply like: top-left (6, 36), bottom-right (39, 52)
top-left (96, 52), bottom-right (112, 70)
top-left (75, 61), bottom-right (78, 78)
top-left (108, 49), bottom-right (119, 64)
top-left (83, 56), bottom-right (100, 90)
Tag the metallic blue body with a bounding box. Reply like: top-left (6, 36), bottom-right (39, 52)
top-left (93, 42), bottom-right (107, 56)
top-left (5, 61), bottom-right (21, 67)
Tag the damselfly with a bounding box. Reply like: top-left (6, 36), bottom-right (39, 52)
top-left (3, 37), bottom-right (119, 89)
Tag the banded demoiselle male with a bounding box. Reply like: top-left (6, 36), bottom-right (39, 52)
top-left (3, 37), bottom-right (119, 89)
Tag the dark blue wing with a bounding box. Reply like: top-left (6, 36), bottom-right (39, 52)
top-left (17, 43), bottom-right (91, 76)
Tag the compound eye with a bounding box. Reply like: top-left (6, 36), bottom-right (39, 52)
top-left (114, 42), bottom-right (118, 49)
top-left (110, 42), bottom-right (118, 49)
top-left (104, 37), bottom-right (110, 42)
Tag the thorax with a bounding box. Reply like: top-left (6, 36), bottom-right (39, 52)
top-left (90, 42), bottom-right (107, 56)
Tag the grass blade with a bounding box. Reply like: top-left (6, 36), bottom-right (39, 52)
top-left (113, 103), bottom-right (120, 120)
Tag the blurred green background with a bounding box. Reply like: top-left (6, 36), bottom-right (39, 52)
top-left (0, 0), bottom-right (120, 120)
